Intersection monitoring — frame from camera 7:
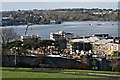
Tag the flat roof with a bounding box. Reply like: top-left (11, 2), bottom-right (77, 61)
top-left (70, 37), bottom-right (99, 43)
top-left (95, 39), bottom-right (113, 44)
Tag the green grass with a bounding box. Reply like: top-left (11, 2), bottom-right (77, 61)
top-left (2, 71), bottom-right (120, 80)
top-left (62, 69), bottom-right (120, 75)
top-left (2, 70), bottom-right (97, 78)
top-left (1, 67), bottom-right (120, 79)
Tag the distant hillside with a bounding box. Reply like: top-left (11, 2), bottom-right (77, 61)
top-left (1, 8), bottom-right (119, 26)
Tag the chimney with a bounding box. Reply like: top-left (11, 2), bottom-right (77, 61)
top-left (113, 37), bottom-right (116, 43)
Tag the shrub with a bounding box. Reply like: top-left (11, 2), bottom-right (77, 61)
top-left (115, 61), bottom-right (120, 72)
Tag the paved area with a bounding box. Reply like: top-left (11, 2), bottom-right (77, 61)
top-left (62, 72), bottom-right (120, 78)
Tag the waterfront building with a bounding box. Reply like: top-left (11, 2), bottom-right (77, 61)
top-left (50, 20), bottom-right (56, 24)
top-left (93, 37), bottom-right (120, 56)
top-left (68, 38), bottom-right (92, 54)
top-left (20, 35), bottom-right (40, 41)
top-left (50, 31), bottom-right (73, 53)
top-left (94, 33), bottom-right (110, 39)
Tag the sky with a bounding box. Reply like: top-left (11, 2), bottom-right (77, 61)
top-left (1, 0), bottom-right (120, 2)
top-left (1, 2), bottom-right (119, 11)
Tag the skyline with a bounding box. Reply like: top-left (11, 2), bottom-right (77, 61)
top-left (2, 2), bottom-right (118, 11)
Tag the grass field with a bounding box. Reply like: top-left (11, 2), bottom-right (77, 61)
top-left (1, 67), bottom-right (120, 80)
top-left (2, 70), bottom-right (97, 78)
top-left (62, 69), bottom-right (120, 75)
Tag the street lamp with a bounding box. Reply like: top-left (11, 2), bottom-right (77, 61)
top-left (13, 47), bottom-right (19, 66)
top-left (13, 47), bottom-right (16, 65)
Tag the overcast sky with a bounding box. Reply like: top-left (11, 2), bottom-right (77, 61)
top-left (1, 0), bottom-right (120, 2)
top-left (2, 2), bottom-right (119, 11)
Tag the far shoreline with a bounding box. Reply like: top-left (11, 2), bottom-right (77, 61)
top-left (1, 21), bottom-right (118, 27)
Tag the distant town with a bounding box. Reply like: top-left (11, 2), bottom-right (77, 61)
top-left (2, 29), bottom-right (120, 71)
top-left (1, 2), bottom-right (120, 78)
top-left (1, 7), bottom-right (120, 76)
top-left (1, 8), bottom-right (119, 26)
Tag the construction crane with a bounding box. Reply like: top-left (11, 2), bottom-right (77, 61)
top-left (24, 23), bottom-right (31, 35)
top-left (24, 13), bottom-right (32, 35)
top-left (24, 14), bottom-right (43, 36)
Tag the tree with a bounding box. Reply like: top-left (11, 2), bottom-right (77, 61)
top-left (3, 41), bottom-right (23, 49)
top-left (1, 28), bottom-right (18, 55)
top-left (110, 59), bottom-right (119, 71)
top-left (1, 28), bottom-right (17, 45)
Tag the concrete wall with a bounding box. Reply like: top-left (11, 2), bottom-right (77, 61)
top-left (2, 55), bottom-right (80, 69)
top-left (2, 55), bottom-right (37, 67)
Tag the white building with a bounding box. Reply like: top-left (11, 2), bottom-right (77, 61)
top-left (20, 35), bottom-right (40, 41)
top-left (67, 36), bottom-right (98, 54)
top-left (50, 31), bottom-right (73, 41)
top-left (50, 31), bottom-right (73, 52)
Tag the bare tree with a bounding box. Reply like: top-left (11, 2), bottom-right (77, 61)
top-left (1, 28), bottom-right (17, 45)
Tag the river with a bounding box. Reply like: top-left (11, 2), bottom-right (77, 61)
top-left (1, 21), bottom-right (119, 39)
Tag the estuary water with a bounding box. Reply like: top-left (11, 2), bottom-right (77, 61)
top-left (1, 21), bottom-right (118, 39)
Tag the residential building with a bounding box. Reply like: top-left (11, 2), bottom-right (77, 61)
top-left (93, 37), bottom-right (120, 56)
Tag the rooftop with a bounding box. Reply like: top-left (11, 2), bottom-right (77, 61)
top-left (94, 39), bottom-right (113, 44)
top-left (70, 37), bottom-right (99, 43)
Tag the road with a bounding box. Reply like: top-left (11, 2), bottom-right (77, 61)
top-left (62, 72), bottom-right (120, 78)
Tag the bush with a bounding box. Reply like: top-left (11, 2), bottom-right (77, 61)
top-left (115, 61), bottom-right (120, 72)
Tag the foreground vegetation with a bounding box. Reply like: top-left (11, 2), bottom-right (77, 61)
top-left (2, 67), bottom-right (120, 79)
top-left (2, 70), bottom-right (97, 78)
top-left (2, 67), bottom-right (120, 75)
